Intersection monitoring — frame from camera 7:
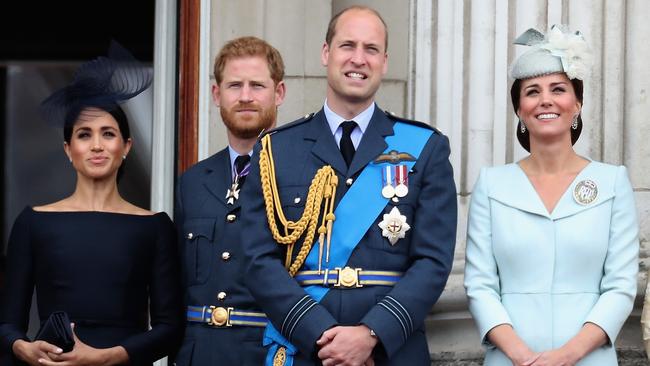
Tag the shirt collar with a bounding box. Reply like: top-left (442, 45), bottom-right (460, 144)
top-left (323, 100), bottom-right (375, 135)
top-left (227, 146), bottom-right (253, 172)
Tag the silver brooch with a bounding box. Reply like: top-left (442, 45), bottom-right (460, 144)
top-left (573, 179), bottom-right (598, 205)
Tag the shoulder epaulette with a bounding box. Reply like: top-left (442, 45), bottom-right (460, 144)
top-left (383, 109), bottom-right (443, 135)
top-left (259, 112), bottom-right (316, 140)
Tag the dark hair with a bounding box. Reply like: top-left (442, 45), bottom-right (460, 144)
top-left (511, 76), bottom-right (584, 152)
top-left (325, 6), bottom-right (388, 52)
top-left (64, 106), bottom-right (131, 181)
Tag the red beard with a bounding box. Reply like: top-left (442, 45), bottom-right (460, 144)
top-left (220, 102), bottom-right (276, 139)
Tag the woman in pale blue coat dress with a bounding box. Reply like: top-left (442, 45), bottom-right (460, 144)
top-left (464, 26), bottom-right (639, 366)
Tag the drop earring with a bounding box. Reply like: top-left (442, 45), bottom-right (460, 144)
top-left (571, 114), bottom-right (579, 130)
top-left (520, 120), bottom-right (527, 133)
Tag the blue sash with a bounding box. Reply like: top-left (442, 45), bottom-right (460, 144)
top-left (264, 122), bottom-right (433, 366)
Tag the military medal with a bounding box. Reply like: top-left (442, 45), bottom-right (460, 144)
top-left (226, 158), bottom-right (252, 205)
top-left (225, 183), bottom-right (240, 205)
top-left (573, 179), bottom-right (598, 205)
top-left (378, 206), bottom-right (410, 245)
top-left (394, 165), bottom-right (409, 197)
top-left (381, 166), bottom-right (396, 198)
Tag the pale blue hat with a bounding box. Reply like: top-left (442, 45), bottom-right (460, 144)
top-left (510, 25), bottom-right (591, 80)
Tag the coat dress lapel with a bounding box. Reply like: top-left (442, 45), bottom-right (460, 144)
top-left (550, 161), bottom-right (615, 221)
top-left (487, 162), bottom-right (615, 220)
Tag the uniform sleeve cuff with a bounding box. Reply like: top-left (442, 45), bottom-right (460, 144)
top-left (281, 295), bottom-right (337, 355)
top-left (361, 296), bottom-right (413, 358)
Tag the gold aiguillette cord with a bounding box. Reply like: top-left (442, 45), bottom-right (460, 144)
top-left (259, 134), bottom-right (338, 277)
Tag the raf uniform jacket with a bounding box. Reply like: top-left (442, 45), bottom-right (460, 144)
top-left (174, 149), bottom-right (266, 366)
top-left (464, 162), bottom-right (639, 365)
top-left (241, 107), bottom-right (458, 365)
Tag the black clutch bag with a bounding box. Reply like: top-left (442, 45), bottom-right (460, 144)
top-left (35, 311), bottom-right (75, 352)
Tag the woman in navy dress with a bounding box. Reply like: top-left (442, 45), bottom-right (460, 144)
top-left (0, 43), bottom-right (183, 366)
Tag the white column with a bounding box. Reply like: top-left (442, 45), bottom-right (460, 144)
top-left (466, 0), bottom-right (496, 191)
top-left (547, 0), bottom-right (564, 26)
top-left (602, 0), bottom-right (626, 165)
top-left (150, 4), bottom-right (177, 366)
top-left (569, 0), bottom-right (604, 158)
top-left (436, 0), bottom-right (465, 193)
top-left (197, 0), bottom-right (212, 161)
top-left (492, 0), bottom-right (509, 167)
top-left (625, 0), bottom-right (650, 186)
top-left (412, 0), bottom-right (433, 123)
top-left (151, 0), bottom-right (177, 218)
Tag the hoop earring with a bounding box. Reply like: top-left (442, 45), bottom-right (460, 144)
top-left (571, 114), bottom-right (579, 130)
top-left (520, 120), bottom-right (527, 133)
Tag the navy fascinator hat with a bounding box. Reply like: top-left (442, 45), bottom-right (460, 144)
top-left (40, 41), bottom-right (152, 128)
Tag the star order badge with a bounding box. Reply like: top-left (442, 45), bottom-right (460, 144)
top-left (378, 206), bottom-right (410, 245)
top-left (573, 179), bottom-right (598, 205)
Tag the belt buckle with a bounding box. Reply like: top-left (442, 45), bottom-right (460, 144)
top-left (208, 306), bottom-right (233, 327)
top-left (335, 266), bottom-right (362, 288)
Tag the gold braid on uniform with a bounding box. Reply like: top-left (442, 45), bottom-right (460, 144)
top-left (259, 134), bottom-right (338, 276)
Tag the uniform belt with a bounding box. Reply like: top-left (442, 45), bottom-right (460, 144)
top-left (187, 305), bottom-right (268, 327)
top-left (295, 267), bottom-right (403, 288)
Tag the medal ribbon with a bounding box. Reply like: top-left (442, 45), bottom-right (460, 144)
top-left (396, 165), bottom-right (408, 186)
top-left (263, 122), bottom-right (433, 366)
top-left (382, 166), bottom-right (395, 193)
top-left (233, 161), bottom-right (252, 180)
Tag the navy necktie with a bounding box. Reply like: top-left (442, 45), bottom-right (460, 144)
top-left (234, 155), bottom-right (251, 187)
top-left (340, 121), bottom-right (357, 167)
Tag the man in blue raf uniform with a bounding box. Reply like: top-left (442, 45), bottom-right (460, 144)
top-left (174, 37), bottom-right (286, 365)
top-left (241, 6), bottom-right (457, 366)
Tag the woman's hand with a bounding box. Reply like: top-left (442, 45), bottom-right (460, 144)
top-left (525, 322), bottom-right (606, 365)
top-left (12, 339), bottom-right (62, 366)
top-left (524, 348), bottom-right (579, 366)
top-left (37, 323), bottom-right (129, 366)
top-left (486, 324), bottom-right (540, 366)
top-left (509, 348), bottom-right (541, 366)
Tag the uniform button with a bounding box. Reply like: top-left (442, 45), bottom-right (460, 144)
top-left (187, 232), bottom-right (194, 239)
top-left (226, 214), bottom-right (236, 222)
top-left (346, 178), bottom-right (354, 186)
top-left (294, 197), bottom-right (301, 204)
top-left (217, 292), bottom-right (227, 301)
top-left (221, 252), bottom-right (231, 261)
